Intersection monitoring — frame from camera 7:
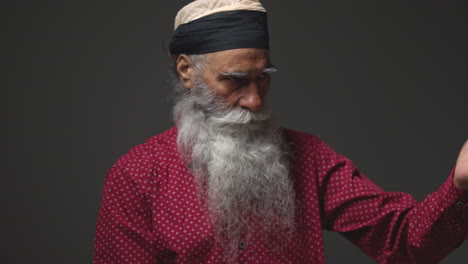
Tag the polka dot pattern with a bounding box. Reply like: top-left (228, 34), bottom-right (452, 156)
top-left (93, 126), bottom-right (468, 263)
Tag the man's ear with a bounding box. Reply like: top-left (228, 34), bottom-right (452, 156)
top-left (175, 54), bottom-right (196, 89)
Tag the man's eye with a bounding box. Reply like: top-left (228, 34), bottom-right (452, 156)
top-left (257, 73), bottom-right (270, 80)
top-left (228, 76), bottom-right (242, 82)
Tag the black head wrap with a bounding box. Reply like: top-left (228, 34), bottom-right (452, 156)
top-left (169, 10), bottom-right (269, 55)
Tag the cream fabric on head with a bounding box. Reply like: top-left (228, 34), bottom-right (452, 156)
top-left (174, 0), bottom-right (266, 30)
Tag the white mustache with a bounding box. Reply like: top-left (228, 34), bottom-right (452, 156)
top-left (208, 107), bottom-right (272, 125)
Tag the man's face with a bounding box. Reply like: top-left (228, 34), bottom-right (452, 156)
top-left (179, 48), bottom-right (274, 112)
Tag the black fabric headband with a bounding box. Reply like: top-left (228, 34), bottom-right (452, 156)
top-left (169, 10), bottom-right (269, 55)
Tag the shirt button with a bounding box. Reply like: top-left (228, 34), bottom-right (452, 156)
top-left (239, 241), bottom-right (246, 250)
top-left (456, 201), bottom-right (464, 208)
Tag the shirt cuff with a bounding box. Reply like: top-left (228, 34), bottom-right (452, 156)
top-left (444, 169), bottom-right (468, 241)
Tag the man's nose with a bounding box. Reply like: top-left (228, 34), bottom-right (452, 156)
top-left (238, 83), bottom-right (263, 111)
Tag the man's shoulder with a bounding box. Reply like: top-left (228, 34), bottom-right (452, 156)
top-left (112, 126), bottom-right (179, 171)
top-left (282, 127), bottom-right (325, 146)
top-left (101, 127), bottom-right (180, 194)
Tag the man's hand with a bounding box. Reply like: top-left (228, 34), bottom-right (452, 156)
top-left (454, 140), bottom-right (468, 192)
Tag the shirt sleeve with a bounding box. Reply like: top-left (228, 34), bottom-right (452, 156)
top-left (93, 166), bottom-right (156, 264)
top-left (317, 142), bottom-right (468, 264)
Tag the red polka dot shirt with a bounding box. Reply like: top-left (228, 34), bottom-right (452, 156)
top-left (93, 127), bottom-right (468, 263)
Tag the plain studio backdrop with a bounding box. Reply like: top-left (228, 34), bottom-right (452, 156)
top-left (4, 1), bottom-right (468, 263)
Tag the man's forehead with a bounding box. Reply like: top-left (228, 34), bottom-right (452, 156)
top-left (206, 48), bottom-right (272, 73)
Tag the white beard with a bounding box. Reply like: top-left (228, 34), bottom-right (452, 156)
top-left (173, 77), bottom-right (296, 263)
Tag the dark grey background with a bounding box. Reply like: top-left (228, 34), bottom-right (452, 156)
top-left (5, 1), bottom-right (468, 263)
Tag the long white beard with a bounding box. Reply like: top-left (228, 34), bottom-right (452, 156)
top-left (173, 78), bottom-right (296, 263)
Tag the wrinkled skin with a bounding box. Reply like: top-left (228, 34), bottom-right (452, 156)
top-left (175, 48), bottom-right (272, 112)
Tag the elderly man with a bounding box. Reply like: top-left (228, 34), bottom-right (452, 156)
top-left (93, 0), bottom-right (468, 263)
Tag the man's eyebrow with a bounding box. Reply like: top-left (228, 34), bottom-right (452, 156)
top-left (262, 66), bottom-right (278, 74)
top-left (219, 71), bottom-right (249, 78)
top-left (219, 66), bottom-right (278, 78)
